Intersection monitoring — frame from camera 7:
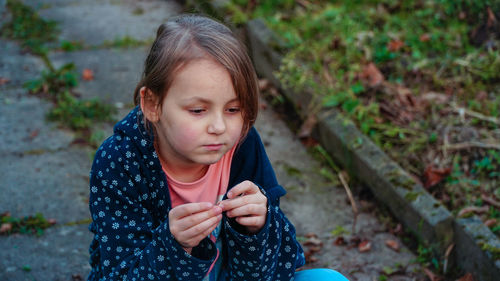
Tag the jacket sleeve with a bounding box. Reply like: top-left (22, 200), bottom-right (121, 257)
top-left (88, 135), bottom-right (217, 280)
top-left (224, 127), bottom-right (306, 281)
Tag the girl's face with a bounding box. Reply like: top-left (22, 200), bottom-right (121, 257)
top-left (149, 59), bottom-right (244, 174)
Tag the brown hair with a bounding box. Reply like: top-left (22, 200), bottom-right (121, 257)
top-left (134, 14), bottom-right (259, 138)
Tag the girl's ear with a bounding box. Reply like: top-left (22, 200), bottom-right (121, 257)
top-left (140, 87), bottom-right (160, 123)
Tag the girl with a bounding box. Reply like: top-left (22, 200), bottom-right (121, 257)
top-left (88, 14), bottom-right (348, 281)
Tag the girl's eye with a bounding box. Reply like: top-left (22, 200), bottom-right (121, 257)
top-left (188, 108), bottom-right (205, 114)
top-left (227, 107), bottom-right (241, 113)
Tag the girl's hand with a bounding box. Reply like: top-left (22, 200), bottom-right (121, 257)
top-left (219, 181), bottom-right (268, 234)
top-left (168, 202), bottom-right (222, 254)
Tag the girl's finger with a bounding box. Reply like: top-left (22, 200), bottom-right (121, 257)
top-left (175, 214), bottom-right (222, 248)
top-left (190, 218), bottom-right (221, 244)
top-left (181, 217), bottom-right (221, 249)
top-left (170, 202), bottom-right (214, 219)
top-left (182, 214), bottom-right (222, 238)
top-left (235, 215), bottom-right (265, 228)
top-left (225, 203), bottom-right (266, 218)
top-left (227, 181), bottom-right (258, 199)
top-left (176, 206), bottom-right (222, 230)
top-left (220, 191), bottom-right (266, 212)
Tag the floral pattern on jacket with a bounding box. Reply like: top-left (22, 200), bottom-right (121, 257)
top-left (88, 107), bottom-right (305, 280)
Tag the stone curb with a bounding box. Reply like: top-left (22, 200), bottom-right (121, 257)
top-left (189, 2), bottom-right (500, 280)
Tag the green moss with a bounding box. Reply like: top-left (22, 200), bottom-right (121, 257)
top-left (132, 7), bottom-right (144, 15)
top-left (404, 191), bottom-right (422, 202)
top-left (0, 212), bottom-right (55, 236)
top-left (281, 163), bottom-right (302, 177)
top-left (24, 63), bottom-right (78, 97)
top-left (1, 0), bottom-right (59, 55)
top-left (47, 92), bottom-right (115, 130)
top-left (331, 225), bottom-right (349, 236)
top-left (228, 0), bottom-right (500, 234)
top-left (350, 136), bottom-right (363, 149)
top-left (385, 169), bottom-right (416, 190)
top-left (101, 36), bottom-right (151, 48)
top-left (24, 63), bottom-right (115, 144)
top-left (59, 40), bottom-right (84, 52)
top-left (23, 149), bottom-right (47, 156)
top-left (479, 242), bottom-right (500, 260)
top-left (63, 218), bottom-right (92, 226)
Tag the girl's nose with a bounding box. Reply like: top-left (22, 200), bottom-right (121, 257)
top-left (207, 113), bottom-right (226, 135)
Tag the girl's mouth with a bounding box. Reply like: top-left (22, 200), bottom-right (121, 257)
top-left (204, 144), bottom-right (223, 151)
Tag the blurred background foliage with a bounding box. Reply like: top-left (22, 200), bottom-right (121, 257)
top-left (223, 0), bottom-right (500, 236)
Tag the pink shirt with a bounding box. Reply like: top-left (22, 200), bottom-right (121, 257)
top-left (161, 146), bottom-right (237, 207)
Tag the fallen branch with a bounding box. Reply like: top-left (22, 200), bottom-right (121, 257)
top-left (451, 103), bottom-right (500, 125)
top-left (458, 205), bottom-right (489, 218)
top-left (442, 141), bottom-right (500, 151)
top-left (338, 171), bottom-right (359, 235)
top-left (481, 194), bottom-right (500, 208)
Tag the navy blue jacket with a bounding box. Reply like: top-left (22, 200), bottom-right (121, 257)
top-left (88, 107), bottom-right (305, 280)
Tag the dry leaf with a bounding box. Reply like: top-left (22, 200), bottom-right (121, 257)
top-left (421, 92), bottom-right (449, 104)
top-left (419, 33), bottom-right (431, 42)
top-left (481, 194), bottom-right (500, 208)
top-left (28, 129), bottom-right (39, 141)
top-left (258, 79), bottom-right (271, 91)
top-left (307, 245), bottom-right (322, 253)
top-left (358, 240), bottom-right (371, 252)
top-left (296, 0), bottom-right (311, 9)
top-left (1, 211), bottom-right (11, 217)
top-left (304, 232), bottom-right (318, 238)
top-left (423, 166), bottom-right (451, 188)
top-left (388, 39), bottom-right (404, 52)
top-left (333, 236), bottom-right (347, 246)
top-left (484, 219), bottom-right (497, 227)
top-left (0, 223), bottom-right (12, 234)
top-left (297, 114), bottom-right (318, 139)
top-left (457, 273), bottom-right (475, 281)
top-left (0, 77), bottom-right (10, 86)
top-left (385, 239), bottom-right (400, 252)
top-left (477, 91), bottom-right (488, 101)
top-left (423, 267), bottom-right (442, 281)
top-left (361, 63), bottom-right (384, 87)
top-left (487, 7), bottom-right (497, 28)
top-left (303, 237), bottom-right (323, 247)
top-left (82, 69), bottom-right (94, 81)
top-left (300, 137), bottom-right (319, 148)
top-left (392, 223), bottom-right (403, 235)
top-left (305, 250), bottom-right (318, 263)
top-left (350, 236), bottom-right (361, 246)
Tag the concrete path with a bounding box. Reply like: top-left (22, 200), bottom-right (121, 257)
top-left (0, 1), bottom-right (424, 280)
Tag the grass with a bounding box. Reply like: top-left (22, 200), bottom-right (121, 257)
top-left (1, 0), bottom-right (116, 147)
top-left (1, 212), bottom-right (56, 237)
top-left (224, 0), bottom-right (500, 237)
top-left (24, 63), bottom-right (115, 137)
top-left (1, 0), bottom-right (59, 55)
top-left (101, 35), bottom-right (152, 48)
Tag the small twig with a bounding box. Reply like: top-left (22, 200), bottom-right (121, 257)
top-left (443, 243), bottom-right (455, 274)
top-left (458, 205), bottom-right (489, 217)
top-left (296, 0), bottom-right (311, 8)
top-left (451, 103), bottom-right (500, 125)
top-left (442, 141), bottom-right (500, 151)
top-left (442, 126), bottom-right (450, 159)
top-left (481, 194), bottom-right (500, 208)
top-left (338, 171), bottom-right (359, 235)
